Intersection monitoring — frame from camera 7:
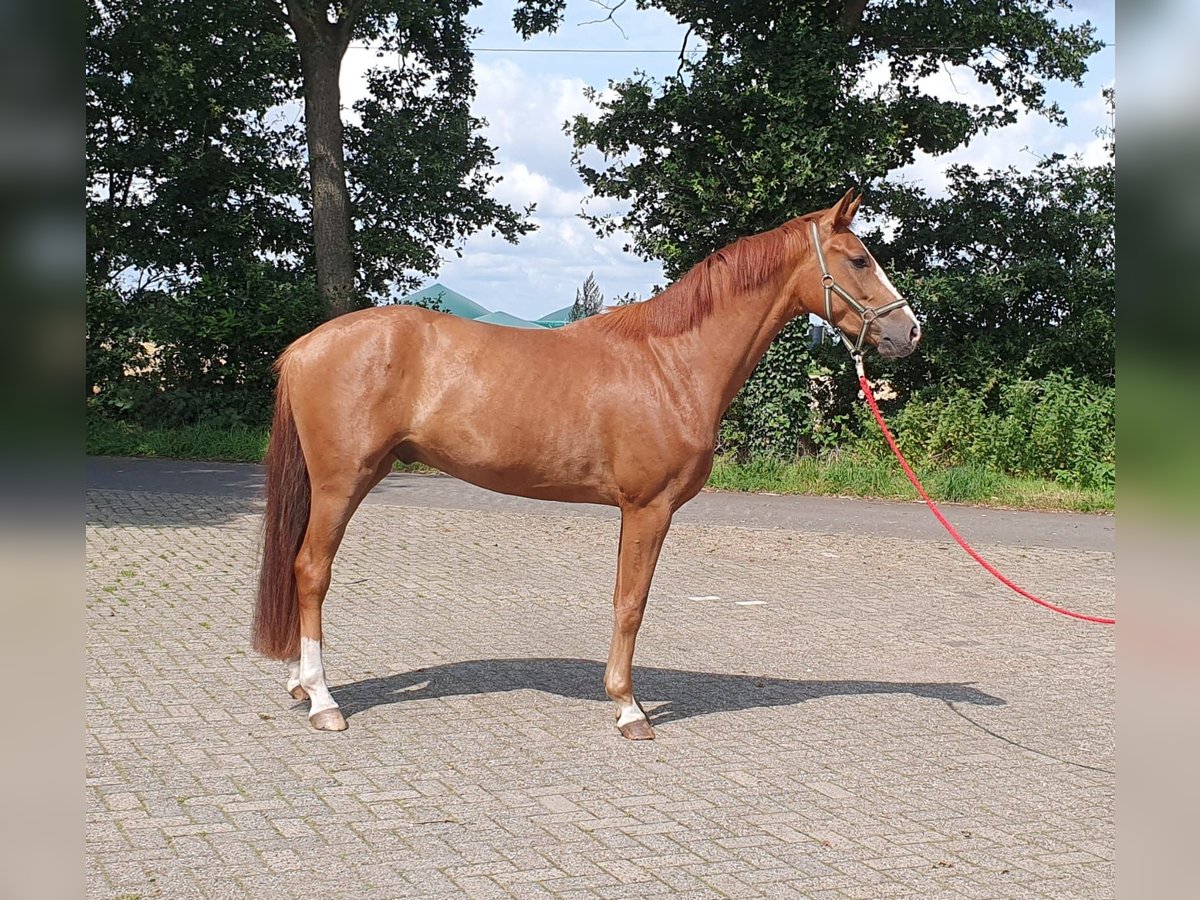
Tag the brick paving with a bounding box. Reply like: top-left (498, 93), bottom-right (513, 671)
top-left (86, 484), bottom-right (1114, 899)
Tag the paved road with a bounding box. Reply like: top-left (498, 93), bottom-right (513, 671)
top-left (86, 457), bottom-right (1114, 552)
top-left (86, 458), bottom-right (1114, 898)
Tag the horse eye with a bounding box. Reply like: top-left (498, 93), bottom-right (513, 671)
top-left (851, 257), bottom-right (869, 269)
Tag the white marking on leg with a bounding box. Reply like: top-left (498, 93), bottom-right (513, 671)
top-left (299, 636), bottom-right (338, 716)
top-left (286, 657), bottom-right (302, 693)
top-left (615, 697), bottom-right (646, 728)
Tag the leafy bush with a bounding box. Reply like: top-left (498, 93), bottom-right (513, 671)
top-left (87, 265), bottom-right (322, 428)
top-left (855, 371), bottom-right (1114, 488)
top-left (719, 320), bottom-right (859, 460)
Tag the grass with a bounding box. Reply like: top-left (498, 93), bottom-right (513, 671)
top-left (88, 417), bottom-right (270, 463)
top-left (707, 454), bottom-right (1113, 513)
top-left (86, 418), bottom-right (1113, 513)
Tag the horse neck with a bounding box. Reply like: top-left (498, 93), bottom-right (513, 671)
top-left (675, 256), bottom-right (819, 424)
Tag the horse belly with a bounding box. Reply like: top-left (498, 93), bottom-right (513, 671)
top-left (406, 409), bottom-right (619, 506)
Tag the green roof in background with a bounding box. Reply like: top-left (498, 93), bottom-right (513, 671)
top-left (475, 310), bottom-right (548, 329)
top-left (397, 282), bottom-right (572, 328)
top-left (397, 282), bottom-right (490, 319)
top-left (536, 305), bottom-right (574, 327)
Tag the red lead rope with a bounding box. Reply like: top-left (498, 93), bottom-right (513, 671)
top-left (857, 372), bottom-right (1116, 626)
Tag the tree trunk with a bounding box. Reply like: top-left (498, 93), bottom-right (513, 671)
top-left (286, 3), bottom-right (357, 319)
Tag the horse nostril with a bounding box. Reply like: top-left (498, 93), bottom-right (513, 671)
top-left (910, 323), bottom-right (922, 344)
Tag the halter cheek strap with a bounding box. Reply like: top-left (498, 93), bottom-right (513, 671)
top-left (809, 221), bottom-right (911, 356)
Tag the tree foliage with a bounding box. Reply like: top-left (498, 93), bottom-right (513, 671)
top-left (86, 0), bottom-right (320, 425)
top-left (716, 151), bottom-right (1116, 466)
top-left (349, 63), bottom-right (533, 302)
top-left (562, 0), bottom-right (1110, 472)
top-left (716, 152), bottom-right (1116, 464)
top-left (870, 151), bottom-right (1115, 394)
top-left (87, 267), bottom-right (324, 428)
top-left (86, 0), bottom-right (305, 289)
top-left (568, 0), bottom-right (1102, 278)
top-left (86, 0), bottom-right (536, 309)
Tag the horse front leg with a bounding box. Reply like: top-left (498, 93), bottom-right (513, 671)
top-left (605, 502), bottom-right (673, 740)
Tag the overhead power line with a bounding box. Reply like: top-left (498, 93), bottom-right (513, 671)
top-left (349, 42), bottom-right (1111, 54)
top-left (347, 43), bottom-right (700, 54)
top-left (471, 47), bottom-right (699, 54)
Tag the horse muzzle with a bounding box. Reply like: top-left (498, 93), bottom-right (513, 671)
top-left (874, 317), bottom-right (922, 359)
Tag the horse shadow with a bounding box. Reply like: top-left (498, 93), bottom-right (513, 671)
top-left (331, 657), bottom-right (1005, 725)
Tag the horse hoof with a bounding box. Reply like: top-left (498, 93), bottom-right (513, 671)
top-left (618, 719), bottom-right (655, 741)
top-left (289, 685), bottom-right (309, 701)
top-left (309, 708), bottom-right (348, 732)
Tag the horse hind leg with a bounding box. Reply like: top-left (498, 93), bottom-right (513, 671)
top-left (292, 457), bottom-right (394, 731)
top-left (286, 658), bottom-right (306, 700)
top-left (605, 502), bottom-right (673, 740)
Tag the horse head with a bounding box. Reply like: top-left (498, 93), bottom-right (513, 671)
top-left (807, 189), bottom-right (922, 359)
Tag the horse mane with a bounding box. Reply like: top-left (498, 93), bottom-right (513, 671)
top-left (591, 214), bottom-right (816, 339)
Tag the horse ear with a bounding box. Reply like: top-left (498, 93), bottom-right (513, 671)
top-left (846, 191), bottom-right (864, 223)
top-left (827, 188), bottom-right (862, 230)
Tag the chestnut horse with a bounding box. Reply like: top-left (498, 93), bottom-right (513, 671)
top-left (252, 190), bottom-right (920, 737)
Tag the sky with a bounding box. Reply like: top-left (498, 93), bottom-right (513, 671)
top-left (340, 0), bottom-right (1115, 322)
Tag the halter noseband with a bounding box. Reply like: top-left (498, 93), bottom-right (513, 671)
top-left (809, 221), bottom-right (911, 357)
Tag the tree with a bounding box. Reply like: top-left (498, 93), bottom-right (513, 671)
top-left (87, 0), bottom-right (305, 290)
top-left (555, 0), bottom-right (1107, 465)
top-left (570, 271), bottom-right (604, 321)
top-left (568, 0), bottom-right (1103, 279)
top-left (86, 0), bottom-right (320, 424)
top-left (870, 151), bottom-right (1115, 395)
top-left (275, 0), bottom-right (537, 316)
top-left (277, 0), bottom-right (357, 316)
top-left (89, 1), bottom-right (540, 320)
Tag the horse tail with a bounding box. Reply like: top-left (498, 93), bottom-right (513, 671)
top-left (252, 363), bottom-right (309, 660)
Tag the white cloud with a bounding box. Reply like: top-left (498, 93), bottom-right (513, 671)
top-left (472, 59), bottom-right (596, 184)
top-left (892, 77), bottom-right (1114, 194)
top-left (491, 163), bottom-right (583, 217)
top-left (435, 56), bottom-right (663, 317)
top-left (339, 45), bottom-right (383, 126)
top-left (915, 60), bottom-right (998, 108)
top-left (1064, 134), bottom-right (1113, 168)
top-left (335, 43), bottom-right (663, 317)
